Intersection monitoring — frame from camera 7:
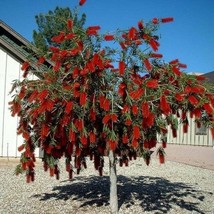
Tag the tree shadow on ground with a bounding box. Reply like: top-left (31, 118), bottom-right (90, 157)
top-left (33, 175), bottom-right (212, 213)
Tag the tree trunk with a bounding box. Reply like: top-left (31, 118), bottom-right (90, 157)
top-left (109, 150), bottom-right (118, 214)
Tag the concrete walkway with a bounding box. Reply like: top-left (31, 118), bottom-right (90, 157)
top-left (163, 144), bottom-right (214, 170)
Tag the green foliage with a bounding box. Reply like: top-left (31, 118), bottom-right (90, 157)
top-left (33, 7), bottom-right (86, 54)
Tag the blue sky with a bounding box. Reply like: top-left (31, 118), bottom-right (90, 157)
top-left (0, 0), bottom-right (214, 73)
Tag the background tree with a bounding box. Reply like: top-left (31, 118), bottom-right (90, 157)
top-left (10, 2), bottom-right (214, 214)
top-left (33, 6), bottom-right (86, 54)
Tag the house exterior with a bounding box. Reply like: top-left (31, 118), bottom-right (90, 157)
top-left (167, 71), bottom-right (214, 147)
top-left (0, 20), bottom-right (40, 157)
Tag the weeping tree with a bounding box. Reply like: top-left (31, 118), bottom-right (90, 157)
top-left (10, 1), bottom-right (214, 213)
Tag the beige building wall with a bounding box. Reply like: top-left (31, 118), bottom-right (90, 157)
top-left (0, 48), bottom-right (39, 157)
top-left (167, 112), bottom-right (213, 147)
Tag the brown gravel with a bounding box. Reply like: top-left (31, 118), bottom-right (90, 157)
top-left (0, 155), bottom-right (214, 214)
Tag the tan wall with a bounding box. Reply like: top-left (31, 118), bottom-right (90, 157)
top-left (0, 48), bottom-right (39, 157)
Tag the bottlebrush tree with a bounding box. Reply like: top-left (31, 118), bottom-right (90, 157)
top-left (9, 1), bottom-right (214, 213)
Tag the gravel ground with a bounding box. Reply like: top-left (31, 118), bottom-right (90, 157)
top-left (0, 157), bottom-right (214, 214)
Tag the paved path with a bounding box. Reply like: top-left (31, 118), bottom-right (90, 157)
top-left (163, 144), bottom-right (214, 170)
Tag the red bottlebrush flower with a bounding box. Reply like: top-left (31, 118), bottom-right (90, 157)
top-left (141, 102), bottom-right (150, 118)
top-left (41, 123), bottom-right (49, 139)
top-left (169, 59), bottom-right (179, 65)
top-left (72, 67), bottom-right (79, 79)
top-left (188, 95), bottom-right (199, 105)
top-left (51, 32), bottom-right (65, 43)
top-left (67, 19), bottom-right (73, 30)
top-left (161, 17), bottom-right (174, 23)
top-left (183, 123), bottom-right (188, 133)
top-left (70, 48), bottom-right (80, 56)
top-left (146, 79), bottom-right (158, 88)
top-left (87, 26), bottom-right (101, 31)
top-left (143, 140), bottom-right (149, 149)
top-left (104, 34), bottom-right (114, 41)
top-left (211, 98), bottom-right (214, 109)
top-left (109, 140), bottom-right (117, 151)
top-left (135, 39), bottom-right (142, 45)
top-left (28, 90), bottom-right (38, 103)
top-left (138, 20), bottom-right (144, 29)
top-left (132, 105), bottom-right (139, 115)
top-left (119, 61), bottom-right (126, 75)
top-left (102, 114), bottom-right (111, 124)
top-left (53, 61), bottom-right (61, 72)
top-left (22, 132), bottom-right (30, 140)
top-left (196, 75), bottom-right (206, 81)
top-left (162, 141), bottom-right (167, 148)
top-left (49, 168), bottom-right (55, 177)
top-left (172, 128), bottom-right (177, 138)
top-left (132, 139), bottom-right (139, 149)
top-left (128, 27), bottom-right (137, 40)
top-left (133, 125), bottom-right (140, 139)
top-left (160, 95), bottom-right (171, 115)
top-left (159, 153), bottom-right (165, 164)
top-left (65, 33), bottom-right (75, 40)
top-left (89, 131), bottom-right (96, 143)
top-left (144, 58), bottom-right (152, 71)
top-left (146, 112), bottom-right (155, 127)
top-left (111, 114), bottom-right (118, 122)
top-left (182, 111), bottom-right (187, 120)
top-left (129, 88), bottom-right (144, 100)
top-left (69, 129), bottom-right (76, 142)
top-left (18, 87), bottom-right (26, 100)
top-left (152, 18), bottom-right (159, 24)
top-left (122, 134), bottom-right (129, 144)
top-left (44, 99), bottom-right (54, 112)
top-left (184, 85), bottom-right (191, 94)
top-left (149, 39), bottom-right (159, 52)
top-left (178, 63), bottom-right (187, 69)
top-left (18, 144), bottom-right (25, 152)
top-left (75, 119), bottom-right (84, 131)
top-left (21, 61), bottom-right (30, 71)
top-left (118, 82), bottom-right (126, 96)
top-left (80, 92), bottom-right (87, 106)
top-left (172, 66), bottom-right (181, 76)
top-left (191, 86), bottom-right (205, 94)
top-left (203, 103), bottom-right (213, 114)
top-left (80, 135), bottom-right (88, 146)
top-left (122, 105), bottom-right (130, 114)
top-left (87, 61), bottom-right (95, 72)
top-left (37, 89), bottom-right (49, 102)
top-left (150, 53), bottom-right (163, 58)
top-left (125, 118), bottom-right (132, 126)
top-left (120, 42), bottom-right (127, 50)
top-left (103, 98), bottom-right (110, 111)
top-left (89, 109), bottom-right (96, 121)
top-left (86, 29), bottom-right (98, 36)
top-left (37, 56), bottom-right (45, 65)
top-left (192, 108), bottom-right (201, 118)
top-left (65, 101), bottom-right (73, 114)
top-left (175, 93), bottom-right (184, 102)
top-left (79, 0), bottom-right (86, 6)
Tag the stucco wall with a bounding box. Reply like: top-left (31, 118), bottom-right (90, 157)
top-left (0, 48), bottom-right (39, 157)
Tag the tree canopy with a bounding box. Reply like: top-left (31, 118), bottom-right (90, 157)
top-left (9, 1), bottom-right (214, 213)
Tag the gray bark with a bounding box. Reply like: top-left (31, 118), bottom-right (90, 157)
top-left (109, 150), bottom-right (118, 214)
